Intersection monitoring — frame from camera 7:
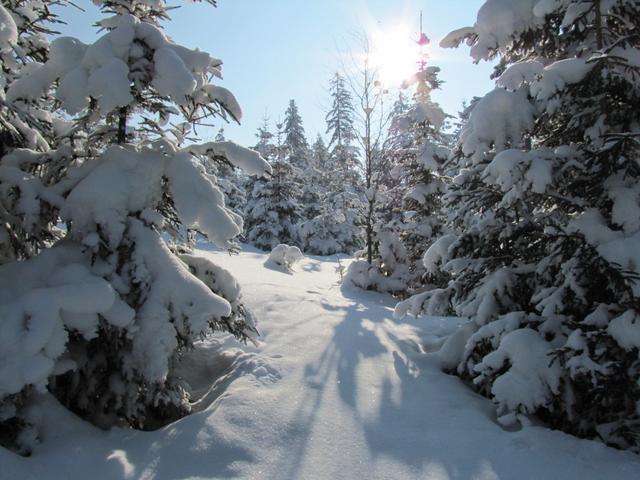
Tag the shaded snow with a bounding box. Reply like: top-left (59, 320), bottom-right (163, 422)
top-left (1, 246), bottom-right (638, 479)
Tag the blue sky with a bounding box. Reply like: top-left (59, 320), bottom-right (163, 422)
top-left (57, 0), bottom-right (494, 147)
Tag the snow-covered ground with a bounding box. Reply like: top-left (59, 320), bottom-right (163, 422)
top-left (2, 245), bottom-right (639, 480)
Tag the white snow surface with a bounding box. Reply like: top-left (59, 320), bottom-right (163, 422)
top-left (2, 245), bottom-right (639, 479)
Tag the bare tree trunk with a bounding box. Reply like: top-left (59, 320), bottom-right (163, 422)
top-left (594, 0), bottom-right (604, 49)
top-left (117, 106), bottom-right (128, 144)
top-left (365, 76), bottom-right (373, 264)
top-left (340, 35), bottom-right (390, 266)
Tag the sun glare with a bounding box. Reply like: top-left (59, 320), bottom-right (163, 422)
top-left (369, 24), bottom-right (424, 88)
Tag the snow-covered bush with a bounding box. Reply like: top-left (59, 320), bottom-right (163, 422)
top-left (400, 0), bottom-right (640, 451)
top-left (344, 234), bottom-right (409, 295)
top-left (266, 244), bottom-right (303, 271)
top-left (0, 0), bottom-right (269, 451)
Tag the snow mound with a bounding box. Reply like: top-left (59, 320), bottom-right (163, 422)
top-left (344, 259), bottom-right (408, 295)
top-left (175, 343), bottom-right (281, 413)
top-left (266, 244), bottom-right (304, 271)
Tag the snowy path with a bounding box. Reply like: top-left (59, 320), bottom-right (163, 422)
top-left (2, 247), bottom-right (640, 479)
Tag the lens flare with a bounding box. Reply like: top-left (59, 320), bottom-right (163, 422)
top-left (369, 24), bottom-right (424, 88)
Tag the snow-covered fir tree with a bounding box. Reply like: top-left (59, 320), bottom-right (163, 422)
top-left (0, 0), bottom-right (270, 453)
top-left (0, 0), bottom-right (72, 451)
top-left (299, 74), bottom-right (364, 255)
top-left (347, 40), bottom-right (450, 295)
top-left (325, 73), bottom-right (360, 185)
top-left (0, 1), bottom-right (65, 267)
top-left (311, 134), bottom-right (329, 174)
top-left (324, 73), bottom-right (363, 198)
top-left (394, 63), bottom-right (451, 290)
top-left (398, 0), bottom-right (640, 452)
top-left (282, 99), bottom-right (309, 170)
top-left (376, 92), bottom-right (411, 227)
top-left (298, 137), bottom-right (324, 223)
top-left (353, 93), bottom-right (413, 295)
top-left (201, 128), bottom-right (247, 218)
top-left (245, 120), bottom-right (303, 250)
top-left (280, 99), bottom-right (314, 223)
top-left (252, 115), bottom-right (276, 159)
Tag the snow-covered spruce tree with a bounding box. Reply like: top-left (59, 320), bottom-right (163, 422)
top-left (0, 1), bottom-right (66, 267)
top-left (349, 53), bottom-right (450, 295)
top-left (0, 0), bottom-right (75, 452)
top-left (253, 115), bottom-right (276, 159)
top-left (398, 0), bottom-right (640, 451)
top-left (325, 73), bottom-right (361, 187)
top-left (324, 73), bottom-right (364, 204)
top-left (359, 93), bottom-right (414, 295)
top-left (376, 92), bottom-right (411, 230)
top-left (298, 143), bottom-right (323, 223)
top-left (282, 99), bottom-right (309, 170)
top-left (280, 99), bottom-right (315, 223)
top-left (245, 120), bottom-right (302, 250)
top-left (311, 134), bottom-right (329, 172)
top-left (200, 128), bottom-right (247, 218)
top-left (1, 0), bottom-right (270, 448)
top-left (299, 74), bottom-right (364, 256)
top-left (394, 64), bottom-right (451, 290)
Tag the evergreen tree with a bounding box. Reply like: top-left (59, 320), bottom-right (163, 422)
top-left (299, 74), bottom-right (364, 256)
top-left (358, 92), bottom-right (414, 295)
top-left (398, 0), bottom-right (640, 451)
top-left (311, 134), bottom-right (329, 173)
top-left (282, 99), bottom-right (309, 170)
top-left (0, 0), bottom-right (72, 451)
top-left (298, 150), bottom-right (323, 222)
top-left (349, 47), bottom-right (450, 295)
top-left (254, 114), bottom-right (276, 159)
top-left (325, 73), bottom-right (361, 193)
top-left (202, 128), bottom-right (247, 218)
top-left (245, 120), bottom-right (302, 250)
top-left (0, 0), bottom-right (270, 452)
top-left (394, 65), bottom-right (451, 288)
top-left (0, 1), bottom-right (67, 267)
top-left (280, 101), bottom-right (310, 220)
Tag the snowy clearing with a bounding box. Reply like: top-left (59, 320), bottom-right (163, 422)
top-left (2, 245), bottom-right (638, 480)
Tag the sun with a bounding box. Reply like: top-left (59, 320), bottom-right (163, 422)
top-left (369, 24), bottom-right (423, 88)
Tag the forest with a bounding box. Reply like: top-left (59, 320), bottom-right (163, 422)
top-left (1, 1), bottom-right (639, 479)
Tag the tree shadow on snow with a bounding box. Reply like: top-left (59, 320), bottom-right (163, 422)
top-left (301, 261), bottom-right (322, 273)
top-left (360, 330), bottom-right (504, 478)
top-left (274, 286), bottom-right (392, 479)
top-left (309, 286), bottom-right (392, 409)
top-left (262, 259), bottom-right (295, 275)
top-left (112, 418), bottom-right (256, 480)
top-left (292, 283), bottom-right (501, 479)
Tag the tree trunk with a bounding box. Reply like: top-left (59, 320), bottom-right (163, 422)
top-left (117, 106), bottom-right (127, 144)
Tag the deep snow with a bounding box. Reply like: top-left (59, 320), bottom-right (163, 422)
top-left (1, 245), bottom-right (639, 480)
